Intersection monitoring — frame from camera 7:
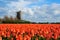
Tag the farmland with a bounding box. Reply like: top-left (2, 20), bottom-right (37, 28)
top-left (0, 24), bottom-right (60, 40)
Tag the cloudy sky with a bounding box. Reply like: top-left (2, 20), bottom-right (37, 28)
top-left (0, 0), bottom-right (60, 22)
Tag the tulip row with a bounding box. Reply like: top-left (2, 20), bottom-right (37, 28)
top-left (0, 24), bottom-right (60, 40)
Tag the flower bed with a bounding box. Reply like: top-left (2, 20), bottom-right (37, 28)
top-left (0, 24), bottom-right (60, 40)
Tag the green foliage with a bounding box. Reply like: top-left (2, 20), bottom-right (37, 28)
top-left (2, 19), bottom-right (32, 24)
top-left (2, 36), bottom-right (10, 40)
top-left (38, 36), bottom-right (46, 40)
top-left (50, 38), bottom-right (55, 40)
top-left (31, 34), bottom-right (46, 40)
top-left (2, 33), bottom-right (16, 40)
top-left (31, 35), bottom-right (36, 40)
top-left (57, 37), bottom-right (60, 40)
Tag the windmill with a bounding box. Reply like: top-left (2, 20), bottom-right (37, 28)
top-left (16, 11), bottom-right (21, 20)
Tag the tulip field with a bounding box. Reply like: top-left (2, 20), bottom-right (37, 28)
top-left (0, 24), bottom-right (60, 40)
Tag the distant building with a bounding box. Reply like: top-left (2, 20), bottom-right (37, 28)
top-left (16, 11), bottom-right (21, 20)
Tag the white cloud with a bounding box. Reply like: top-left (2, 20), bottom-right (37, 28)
top-left (24, 0), bottom-right (45, 2)
top-left (4, 0), bottom-right (32, 17)
top-left (0, 0), bottom-right (60, 22)
top-left (53, 10), bottom-right (60, 15)
top-left (26, 3), bottom-right (60, 22)
top-left (0, 7), bottom-right (7, 11)
top-left (5, 3), bottom-right (60, 22)
top-left (51, 3), bottom-right (60, 15)
top-left (1, 0), bottom-right (45, 16)
top-left (25, 8), bottom-right (34, 15)
top-left (51, 3), bottom-right (60, 9)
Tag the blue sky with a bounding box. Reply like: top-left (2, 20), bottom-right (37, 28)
top-left (0, 0), bottom-right (60, 22)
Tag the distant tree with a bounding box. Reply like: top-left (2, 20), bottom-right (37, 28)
top-left (32, 22), bottom-right (37, 24)
top-left (10, 16), bottom-right (14, 21)
top-left (3, 16), bottom-right (9, 21)
top-left (0, 18), bottom-right (1, 21)
top-left (0, 18), bottom-right (2, 23)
